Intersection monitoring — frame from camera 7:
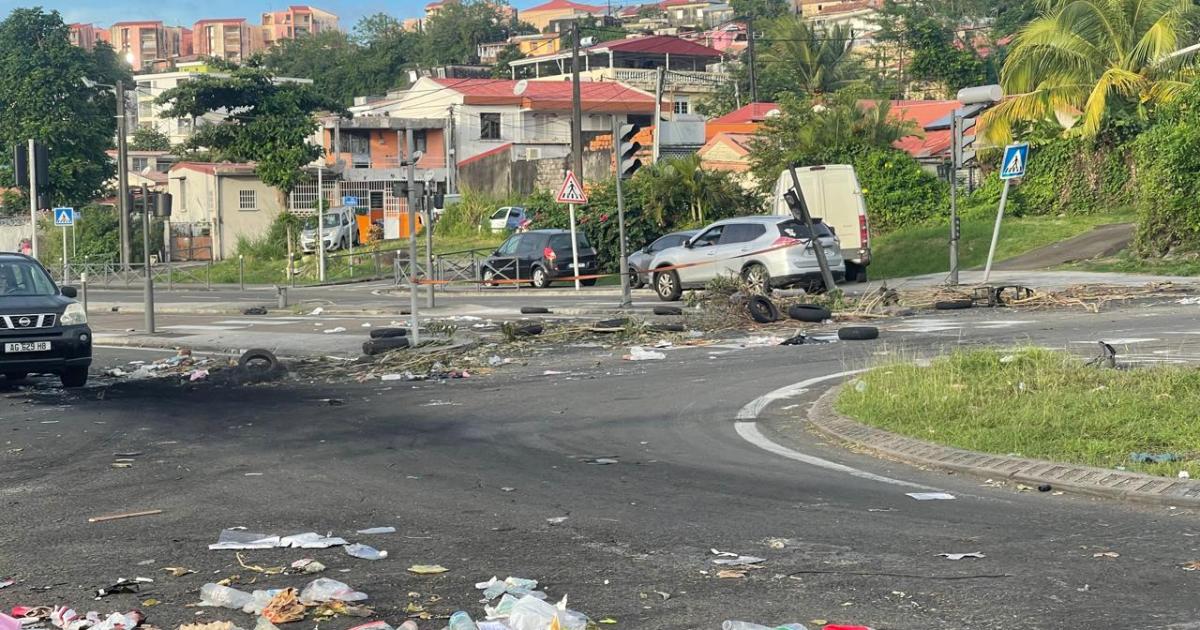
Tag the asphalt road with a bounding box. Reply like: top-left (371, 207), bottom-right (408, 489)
top-left (5, 301), bottom-right (1200, 629)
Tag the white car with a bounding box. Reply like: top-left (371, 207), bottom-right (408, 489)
top-left (488, 206), bottom-right (527, 233)
top-left (301, 206), bottom-right (359, 253)
top-left (648, 215), bottom-right (844, 301)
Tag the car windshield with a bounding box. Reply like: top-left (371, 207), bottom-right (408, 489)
top-left (777, 219), bottom-right (833, 240)
top-left (322, 213), bottom-right (342, 228)
top-left (0, 259), bottom-right (57, 296)
top-left (549, 234), bottom-right (592, 250)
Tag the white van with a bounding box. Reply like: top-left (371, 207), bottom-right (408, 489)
top-left (771, 165), bottom-right (871, 282)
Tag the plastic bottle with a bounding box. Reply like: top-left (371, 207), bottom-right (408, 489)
top-left (199, 583), bottom-right (253, 610)
top-left (448, 612), bottom-right (477, 630)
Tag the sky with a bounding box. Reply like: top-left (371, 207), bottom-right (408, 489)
top-left (0, 1), bottom-right (443, 28)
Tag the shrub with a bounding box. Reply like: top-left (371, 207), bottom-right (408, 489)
top-left (853, 148), bottom-right (947, 231)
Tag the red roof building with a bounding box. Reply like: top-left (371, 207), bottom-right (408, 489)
top-left (430, 78), bottom-right (657, 112)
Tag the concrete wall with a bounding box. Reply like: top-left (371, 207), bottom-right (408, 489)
top-left (217, 175), bottom-right (285, 260)
top-left (462, 147), bottom-right (614, 196)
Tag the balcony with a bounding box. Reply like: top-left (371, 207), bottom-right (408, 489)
top-left (541, 67), bottom-right (728, 93)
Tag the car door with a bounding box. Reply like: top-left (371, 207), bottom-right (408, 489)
top-left (488, 234), bottom-right (521, 280)
top-left (676, 225), bottom-right (724, 284)
top-left (515, 233), bottom-right (543, 280)
top-left (717, 223), bottom-right (767, 277)
top-left (489, 208), bottom-right (511, 232)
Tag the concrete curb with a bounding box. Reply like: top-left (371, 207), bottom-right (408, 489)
top-left (92, 334), bottom-right (242, 354)
top-left (807, 385), bottom-right (1200, 507)
top-left (89, 303), bottom-right (262, 316)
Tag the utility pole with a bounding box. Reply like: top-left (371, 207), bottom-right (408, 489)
top-left (27, 140), bottom-right (38, 260)
top-left (406, 129), bottom-right (420, 346)
top-left (653, 66), bottom-right (665, 164)
top-left (140, 184), bottom-right (155, 333)
top-left (116, 81), bottom-right (131, 271)
top-left (570, 19), bottom-right (584, 181)
top-left (317, 166), bottom-right (326, 282)
top-left (948, 113), bottom-right (960, 286)
top-left (746, 15), bottom-right (758, 102)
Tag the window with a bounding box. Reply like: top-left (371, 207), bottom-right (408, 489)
top-left (131, 157), bottom-right (149, 172)
top-left (414, 129), bottom-right (428, 154)
top-left (177, 179), bottom-right (187, 210)
top-left (0, 259), bottom-right (57, 297)
top-left (720, 223), bottom-right (766, 245)
top-left (673, 98), bottom-right (690, 115)
top-left (238, 189), bottom-right (257, 211)
top-left (480, 113), bottom-right (501, 140)
top-left (777, 219), bottom-right (833, 240)
top-left (516, 235), bottom-right (540, 256)
top-left (497, 235), bottom-right (520, 255)
top-left (549, 233), bottom-right (591, 250)
top-left (649, 233), bottom-right (689, 253)
top-left (490, 208), bottom-right (510, 221)
top-left (691, 226), bottom-right (723, 247)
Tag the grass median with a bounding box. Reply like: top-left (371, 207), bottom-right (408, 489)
top-left (836, 348), bottom-right (1200, 479)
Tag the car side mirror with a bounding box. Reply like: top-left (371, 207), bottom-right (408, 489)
top-left (684, 240), bottom-right (694, 249)
top-left (61, 286), bottom-right (78, 298)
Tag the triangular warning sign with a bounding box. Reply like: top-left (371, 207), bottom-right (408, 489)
top-left (556, 171), bottom-right (588, 204)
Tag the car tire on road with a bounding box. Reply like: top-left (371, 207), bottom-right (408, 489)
top-left (521, 306), bottom-right (551, 314)
top-left (369, 327), bottom-right (408, 339)
top-left (60, 367), bottom-right (88, 388)
top-left (748, 296), bottom-right (781, 324)
top-left (653, 306), bottom-right (682, 316)
top-left (532, 266), bottom-right (552, 289)
top-left (788, 303), bottom-right (832, 322)
top-left (934, 299), bottom-right (973, 310)
top-left (238, 348), bottom-right (281, 371)
top-left (363, 337), bottom-right (411, 355)
top-left (630, 269), bottom-right (644, 289)
top-left (653, 269), bottom-right (682, 302)
top-left (648, 323), bottom-right (685, 332)
top-left (837, 326), bottom-right (879, 341)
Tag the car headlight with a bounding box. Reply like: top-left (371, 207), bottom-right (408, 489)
top-left (61, 302), bottom-right (88, 326)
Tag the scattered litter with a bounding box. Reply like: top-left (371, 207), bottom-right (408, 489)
top-left (906, 492), bottom-right (956, 501)
top-left (345, 544), bottom-right (387, 561)
top-left (237, 553), bottom-right (284, 575)
top-left (500, 487), bottom-right (515, 493)
top-left (1093, 551), bottom-right (1120, 559)
top-left (199, 583), bottom-right (254, 609)
top-left (279, 533), bottom-right (348, 549)
top-left (162, 567), bottom-right (195, 578)
top-left (712, 556), bottom-right (766, 566)
top-left (319, 398), bottom-right (345, 406)
top-left (1181, 561), bottom-right (1200, 571)
top-left (765, 538), bottom-right (788, 550)
top-left (298, 578), bottom-right (368, 604)
top-left (623, 347), bottom-right (666, 361)
top-left (0, 579), bottom-right (12, 590)
top-left (209, 529), bottom-right (281, 550)
top-left (245, 473), bottom-right (264, 477)
top-left (854, 381), bottom-right (867, 393)
top-left (312, 601), bottom-right (373, 620)
top-left (356, 527), bottom-right (396, 535)
top-left (261, 588), bottom-right (305, 624)
top-left (1037, 484), bottom-right (1053, 492)
top-left (323, 328), bottom-right (347, 334)
top-left (310, 307), bottom-right (324, 315)
top-left (189, 369), bottom-right (209, 382)
top-left (541, 370), bottom-right (566, 376)
top-left (242, 307), bottom-right (268, 315)
top-left (722, 623), bottom-right (808, 630)
top-left (546, 517), bottom-right (569, 525)
top-left (407, 565), bottom-right (448, 575)
top-left (362, 323), bottom-right (372, 328)
top-left (1181, 471), bottom-right (1191, 479)
top-left (289, 560), bottom-right (325, 575)
top-left (380, 374), bottom-right (406, 381)
top-left (88, 510), bottom-right (163, 523)
top-left (937, 552), bottom-right (985, 561)
top-left (583, 457), bottom-right (619, 465)
top-left (180, 622), bottom-right (238, 630)
top-left (716, 569), bottom-right (746, 579)
top-left (867, 508), bottom-right (896, 513)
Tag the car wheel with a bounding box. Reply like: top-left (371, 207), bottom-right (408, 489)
top-left (747, 295), bottom-right (781, 323)
top-left (4, 372), bottom-right (27, 381)
top-left (581, 278), bottom-right (597, 287)
top-left (629, 269), bottom-right (644, 289)
top-left (532, 266), bottom-right (552, 289)
top-left (838, 326), bottom-right (879, 341)
top-left (788, 303), bottom-right (832, 322)
top-left (653, 269), bottom-right (682, 301)
top-left (845, 262), bottom-right (868, 283)
top-left (60, 367), bottom-right (88, 388)
top-left (742, 263), bottom-right (771, 295)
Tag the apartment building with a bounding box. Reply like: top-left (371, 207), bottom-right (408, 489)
top-left (193, 19), bottom-right (260, 62)
top-left (261, 6), bottom-right (340, 46)
top-left (110, 21), bottom-right (188, 69)
top-left (69, 23), bottom-right (110, 51)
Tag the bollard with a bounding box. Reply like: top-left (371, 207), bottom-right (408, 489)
top-left (239, 255), bottom-right (245, 291)
top-left (276, 285), bottom-right (288, 308)
top-left (81, 272), bottom-right (89, 314)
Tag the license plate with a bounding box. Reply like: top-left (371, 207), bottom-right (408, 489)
top-left (5, 342), bottom-right (50, 353)
top-left (571, 263), bottom-right (586, 269)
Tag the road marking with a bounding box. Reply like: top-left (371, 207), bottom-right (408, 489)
top-left (734, 370), bottom-right (941, 491)
top-left (214, 320), bottom-right (294, 326)
top-left (161, 325), bottom-right (240, 331)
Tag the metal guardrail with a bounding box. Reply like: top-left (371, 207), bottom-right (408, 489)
top-left (408, 247), bottom-right (521, 291)
top-left (49, 261), bottom-right (213, 290)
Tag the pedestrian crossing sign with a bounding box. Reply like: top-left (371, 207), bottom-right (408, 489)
top-left (556, 171), bottom-right (588, 204)
top-left (999, 143), bottom-right (1029, 180)
top-left (53, 207), bottom-right (74, 227)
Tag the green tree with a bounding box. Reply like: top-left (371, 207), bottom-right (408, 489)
top-left (492, 44), bottom-right (526, 78)
top-left (983, 0), bottom-right (1200, 144)
top-left (0, 8), bottom-right (130, 206)
top-left (129, 127), bottom-right (172, 151)
top-left (903, 17), bottom-right (989, 97)
top-left (1132, 79), bottom-right (1200, 254)
top-left (258, 27), bottom-right (408, 107)
top-left (420, 1), bottom-right (513, 64)
top-left (730, 0), bottom-right (789, 20)
top-left (761, 19), bottom-right (862, 96)
top-left (155, 67), bottom-right (343, 197)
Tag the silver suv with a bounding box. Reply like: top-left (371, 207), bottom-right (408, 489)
top-left (648, 216), bottom-right (844, 301)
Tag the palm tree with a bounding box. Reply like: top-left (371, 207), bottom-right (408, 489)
top-left (982, 0), bottom-right (1200, 143)
top-left (761, 19), bottom-right (860, 96)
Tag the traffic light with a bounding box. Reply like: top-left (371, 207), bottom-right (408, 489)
top-left (782, 185), bottom-right (811, 222)
top-left (617, 123), bottom-right (642, 179)
top-left (11, 142), bottom-right (48, 190)
top-left (12, 145), bottom-right (27, 187)
top-left (952, 111), bottom-right (982, 169)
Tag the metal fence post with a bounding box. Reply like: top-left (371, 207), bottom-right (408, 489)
top-left (207, 262), bottom-right (212, 290)
top-left (239, 255), bottom-right (245, 291)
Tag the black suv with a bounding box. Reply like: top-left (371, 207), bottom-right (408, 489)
top-left (0, 253), bottom-right (91, 388)
top-left (481, 230), bottom-right (599, 288)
